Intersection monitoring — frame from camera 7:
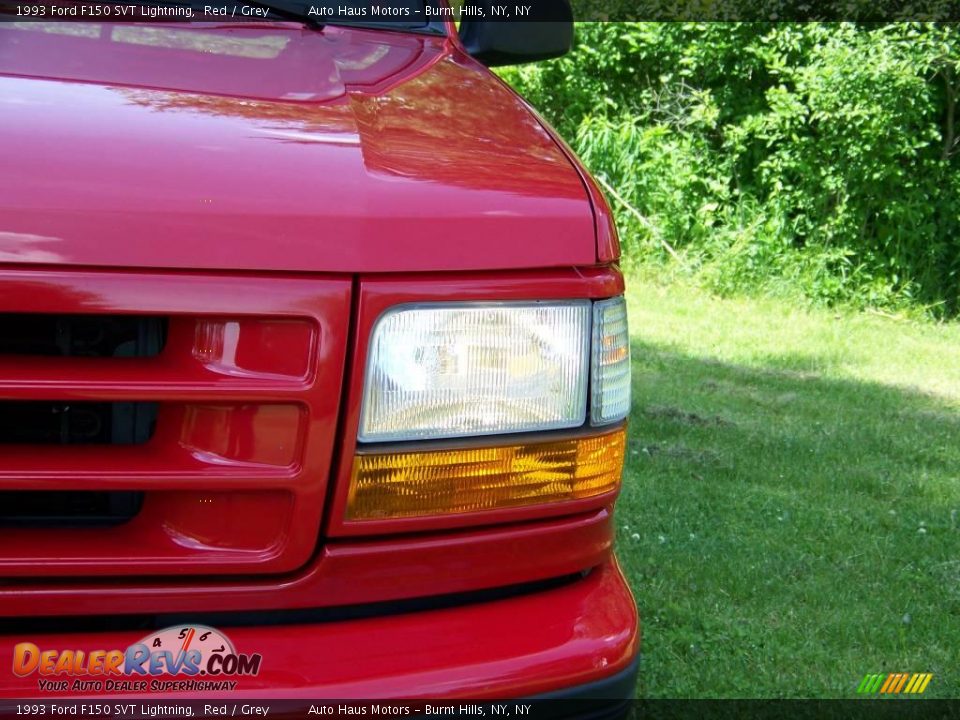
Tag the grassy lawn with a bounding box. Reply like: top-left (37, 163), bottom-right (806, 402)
top-left (617, 271), bottom-right (960, 698)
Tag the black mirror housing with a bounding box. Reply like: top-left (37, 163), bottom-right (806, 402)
top-left (458, 2), bottom-right (574, 67)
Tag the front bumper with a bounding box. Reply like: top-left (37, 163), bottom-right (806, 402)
top-left (0, 558), bottom-right (638, 699)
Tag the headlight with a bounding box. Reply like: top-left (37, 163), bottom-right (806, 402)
top-left (591, 296), bottom-right (631, 425)
top-left (359, 301), bottom-right (591, 442)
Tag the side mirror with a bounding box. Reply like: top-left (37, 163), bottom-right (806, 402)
top-left (458, 1), bottom-right (573, 67)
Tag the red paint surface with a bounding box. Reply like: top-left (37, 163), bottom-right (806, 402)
top-left (0, 509), bottom-right (613, 617)
top-left (0, 23), bottom-right (602, 273)
top-left (0, 559), bottom-right (638, 699)
top-left (0, 19), bottom-right (637, 697)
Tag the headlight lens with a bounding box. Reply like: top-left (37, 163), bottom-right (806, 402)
top-left (591, 296), bottom-right (631, 425)
top-left (359, 302), bottom-right (591, 442)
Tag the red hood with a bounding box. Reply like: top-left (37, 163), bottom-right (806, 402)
top-left (0, 23), bottom-right (597, 273)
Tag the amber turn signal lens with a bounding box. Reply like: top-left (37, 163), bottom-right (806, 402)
top-left (347, 428), bottom-right (626, 520)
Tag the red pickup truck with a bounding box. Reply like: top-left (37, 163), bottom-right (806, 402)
top-left (0, 1), bottom-right (638, 702)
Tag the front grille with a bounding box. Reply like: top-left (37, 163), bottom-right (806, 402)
top-left (0, 491), bottom-right (143, 527)
top-left (0, 268), bottom-right (350, 580)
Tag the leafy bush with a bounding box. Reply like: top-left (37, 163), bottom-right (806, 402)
top-left (500, 23), bottom-right (960, 317)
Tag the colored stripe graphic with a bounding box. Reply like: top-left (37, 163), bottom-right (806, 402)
top-left (879, 674), bottom-right (897, 693)
top-left (894, 674), bottom-right (909, 693)
top-left (858, 672), bottom-right (933, 695)
top-left (857, 674), bottom-right (884, 693)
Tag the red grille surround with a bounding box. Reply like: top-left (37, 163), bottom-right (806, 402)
top-left (0, 269), bottom-right (352, 577)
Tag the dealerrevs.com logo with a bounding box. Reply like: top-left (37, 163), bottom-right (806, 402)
top-left (13, 625), bottom-right (262, 693)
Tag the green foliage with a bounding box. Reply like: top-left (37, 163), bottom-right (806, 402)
top-left (500, 23), bottom-right (960, 318)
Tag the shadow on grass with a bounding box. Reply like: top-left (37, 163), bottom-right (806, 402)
top-left (618, 340), bottom-right (960, 698)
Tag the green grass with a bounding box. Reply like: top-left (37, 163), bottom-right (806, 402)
top-left (617, 270), bottom-right (960, 698)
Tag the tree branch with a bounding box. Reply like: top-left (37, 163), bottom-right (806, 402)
top-left (595, 174), bottom-right (686, 267)
top-left (942, 65), bottom-right (957, 161)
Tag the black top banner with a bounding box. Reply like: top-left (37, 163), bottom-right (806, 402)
top-left (572, 0), bottom-right (959, 20)
top-left (0, 0), bottom-right (958, 24)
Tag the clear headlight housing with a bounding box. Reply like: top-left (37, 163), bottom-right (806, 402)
top-left (591, 296), bottom-right (631, 424)
top-left (359, 302), bottom-right (591, 442)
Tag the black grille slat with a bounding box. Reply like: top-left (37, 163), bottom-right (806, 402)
top-left (0, 314), bottom-right (166, 358)
top-left (0, 401), bottom-right (158, 445)
top-left (0, 491), bottom-right (144, 527)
